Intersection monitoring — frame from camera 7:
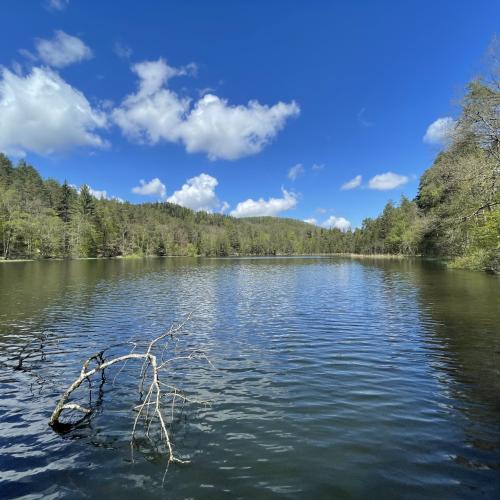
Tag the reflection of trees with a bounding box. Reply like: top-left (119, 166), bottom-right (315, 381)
top-left (410, 262), bottom-right (500, 412)
top-left (0, 259), bottom-right (190, 339)
top-left (413, 264), bottom-right (500, 471)
top-left (354, 258), bottom-right (500, 469)
top-left (351, 258), bottom-right (500, 411)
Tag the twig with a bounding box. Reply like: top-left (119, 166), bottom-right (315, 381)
top-left (48, 315), bottom-right (207, 466)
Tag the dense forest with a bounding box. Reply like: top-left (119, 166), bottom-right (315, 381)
top-left (0, 158), bottom-right (355, 259)
top-left (0, 71), bottom-right (498, 271)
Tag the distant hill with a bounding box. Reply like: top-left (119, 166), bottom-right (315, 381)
top-left (0, 156), bottom-right (352, 259)
top-left (0, 77), bottom-right (498, 270)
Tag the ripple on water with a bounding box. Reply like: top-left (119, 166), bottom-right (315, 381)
top-left (0, 257), bottom-right (499, 499)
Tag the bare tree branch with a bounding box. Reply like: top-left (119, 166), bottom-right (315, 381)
top-left (49, 316), bottom-right (210, 466)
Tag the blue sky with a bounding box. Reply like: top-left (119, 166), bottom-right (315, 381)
top-left (0, 0), bottom-right (498, 228)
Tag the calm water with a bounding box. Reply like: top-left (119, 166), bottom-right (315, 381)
top-left (0, 257), bottom-right (499, 499)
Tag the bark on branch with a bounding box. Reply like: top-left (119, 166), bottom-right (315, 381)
top-left (49, 314), bottom-right (209, 465)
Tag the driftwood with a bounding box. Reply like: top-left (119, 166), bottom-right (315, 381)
top-left (48, 315), bottom-right (211, 465)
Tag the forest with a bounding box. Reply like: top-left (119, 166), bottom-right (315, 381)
top-left (0, 73), bottom-right (498, 271)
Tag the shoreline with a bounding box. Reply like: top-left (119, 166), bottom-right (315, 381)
top-left (1, 252), bottom-right (417, 263)
top-left (2, 253), bottom-right (496, 274)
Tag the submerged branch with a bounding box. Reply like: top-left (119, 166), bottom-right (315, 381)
top-left (48, 315), bottom-right (209, 465)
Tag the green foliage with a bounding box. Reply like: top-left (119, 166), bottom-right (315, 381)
top-left (0, 161), bottom-right (351, 259)
top-left (0, 69), bottom-right (498, 270)
top-left (414, 74), bottom-right (499, 270)
top-left (450, 209), bottom-right (500, 271)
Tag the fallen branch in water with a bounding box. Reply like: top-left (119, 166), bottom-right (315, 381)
top-left (49, 314), bottom-right (211, 465)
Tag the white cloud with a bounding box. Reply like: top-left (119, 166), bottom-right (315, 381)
top-left (230, 188), bottom-right (297, 218)
top-left (423, 116), bottom-right (456, 144)
top-left (113, 58), bottom-right (300, 160)
top-left (167, 173), bottom-right (224, 212)
top-left (88, 187), bottom-right (107, 200)
top-left (316, 207), bottom-right (327, 214)
top-left (304, 218), bottom-right (318, 225)
top-left (321, 216), bottom-right (351, 231)
top-left (288, 163), bottom-right (304, 181)
top-left (132, 178), bottom-right (166, 198)
top-left (35, 31), bottom-right (92, 68)
top-left (47, 0), bottom-right (69, 11)
top-left (341, 174), bottom-right (362, 190)
top-left (112, 59), bottom-right (192, 145)
top-left (0, 66), bottom-right (107, 156)
top-left (368, 172), bottom-right (409, 190)
top-left (176, 94), bottom-right (299, 161)
top-left (77, 184), bottom-right (121, 201)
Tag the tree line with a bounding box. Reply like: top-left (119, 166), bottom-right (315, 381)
top-left (0, 66), bottom-right (498, 270)
top-left (357, 72), bottom-right (499, 270)
top-left (0, 158), bottom-right (355, 259)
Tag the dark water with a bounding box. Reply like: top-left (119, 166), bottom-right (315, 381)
top-left (0, 257), bottom-right (499, 499)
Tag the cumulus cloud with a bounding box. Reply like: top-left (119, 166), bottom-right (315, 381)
top-left (341, 174), bottom-right (362, 190)
top-left (112, 59), bottom-right (192, 144)
top-left (132, 178), bottom-right (166, 198)
top-left (0, 66), bottom-right (107, 156)
top-left (35, 31), bottom-right (92, 68)
top-left (230, 188), bottom-right (297, 218)
top-left (288, 163), bottom-right (304, 181)
top-left (113, 58), bottom-right (300, 160)
top-left (368, 172), bottom-right (408, 190)
top-left (423, 116), bottom-right (456, 144)
top-left (321, 216), bottom-right (351, 231)
top-left (311, 163), bottom-right (324, 171)
top-left (177, 94), bottom-right (299, 160)
top-left (167, 173), bottom-right (225, 212)
top-left (304, 218), bottom-right (318, 225)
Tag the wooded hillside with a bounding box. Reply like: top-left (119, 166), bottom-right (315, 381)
top-left (0, 69), bottom-right (498, 270)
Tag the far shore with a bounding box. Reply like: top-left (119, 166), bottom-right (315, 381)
top-left (2, 254), bottom-right (496, 274)
top-left (0, 253), bottom-right (427, 263)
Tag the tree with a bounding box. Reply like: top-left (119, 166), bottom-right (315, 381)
top-left (78, 184), bottom-right (96, 217)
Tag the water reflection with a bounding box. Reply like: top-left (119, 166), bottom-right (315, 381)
top-left (0, 257), bottom-right (499, 498)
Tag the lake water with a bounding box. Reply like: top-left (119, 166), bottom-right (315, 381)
top-left (0, 257), bottom-right (499, 499)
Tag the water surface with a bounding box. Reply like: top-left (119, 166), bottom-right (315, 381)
top-left (0, 257), bottom-right (499, 498)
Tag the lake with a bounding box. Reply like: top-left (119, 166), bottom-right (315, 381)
top-left (0, 257), bottom-right (499, 498)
